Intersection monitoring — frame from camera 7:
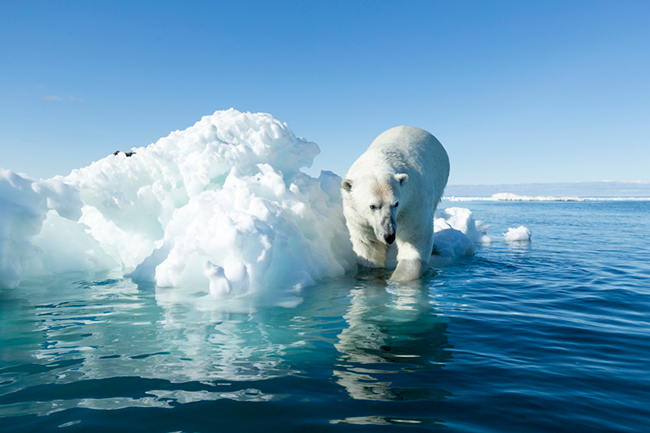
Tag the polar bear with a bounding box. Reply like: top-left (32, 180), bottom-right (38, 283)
top-left (341, 126), bottom-right (449, 282)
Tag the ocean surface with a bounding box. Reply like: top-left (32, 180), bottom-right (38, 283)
top-left (1, 200), bottom-right (649, 432)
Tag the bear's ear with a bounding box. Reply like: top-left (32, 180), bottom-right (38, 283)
top-left (341, 179), bottom-right (353, 192)
top-left (395, 173), bottom-right (409, 186)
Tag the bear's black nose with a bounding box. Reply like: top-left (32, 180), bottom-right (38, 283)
top-left (385, 234), bottom-right (395, 245)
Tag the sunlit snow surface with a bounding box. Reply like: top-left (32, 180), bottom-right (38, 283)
top-left (1, 110), bottom-right (494, 305)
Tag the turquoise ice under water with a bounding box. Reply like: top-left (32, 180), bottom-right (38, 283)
top-left (1, 201), bottom-right (649, 432)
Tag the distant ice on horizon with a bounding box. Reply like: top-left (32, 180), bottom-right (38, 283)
top-left (444, 181), bottom-right (650, 199)
top-left (446, 193), bottom-right (586, 202)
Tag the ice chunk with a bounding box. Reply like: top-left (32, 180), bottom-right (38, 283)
top-left (503, 225), bottom-right (532, 242)
top-left (433, 225), bottom-right (475, 259)
top-left (430, 207), bottom-right (492, 261)
top-left (436, 207), bottom-right (492, 245)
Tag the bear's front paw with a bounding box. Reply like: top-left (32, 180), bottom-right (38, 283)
top-left (389, 258), bottom-right (427, 283)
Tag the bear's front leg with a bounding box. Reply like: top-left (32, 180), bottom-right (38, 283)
top-left (390, 228), bottom-right (433, 282)
top-left (390, 255), bottom-right (427, 282)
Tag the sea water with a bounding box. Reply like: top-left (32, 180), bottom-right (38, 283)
top-left (1, 200), bottom-right (649, 432)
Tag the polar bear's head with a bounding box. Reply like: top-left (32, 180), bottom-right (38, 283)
top-left (341, 173), bottom-right (408, 245)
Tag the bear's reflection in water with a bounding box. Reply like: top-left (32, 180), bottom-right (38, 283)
top-left (333, 278), bottom-right (453, 401)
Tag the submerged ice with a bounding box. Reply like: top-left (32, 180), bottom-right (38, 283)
top-left (1, 109), bottom-right (494, 302)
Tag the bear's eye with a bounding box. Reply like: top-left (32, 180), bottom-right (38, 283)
top-left (393, 202), bottom-right (399, 208)
top-left (369, 204), bottom-right (377, 210)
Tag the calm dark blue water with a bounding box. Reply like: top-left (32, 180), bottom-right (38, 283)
top-left (2, 201), bottom-right (649, 432)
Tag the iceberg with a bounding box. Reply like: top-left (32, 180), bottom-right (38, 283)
top-left (1, 110), bottom-right (355, 297)
top-left (1, 109), bottom-right (489, 303)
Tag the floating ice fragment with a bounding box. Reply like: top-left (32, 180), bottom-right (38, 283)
top-left (435, 207), bottom-right (492, 244)
top-left (503, 225), bottom-right (532, 242)
top-left (430, 207), bottom-right (491, 261)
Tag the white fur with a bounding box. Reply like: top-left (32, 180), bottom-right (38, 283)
top-left (341, 126), bottom-right (450, 282)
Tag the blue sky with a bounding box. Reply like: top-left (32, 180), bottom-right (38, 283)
top-left (1, 0), bottom-right (649, 185)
